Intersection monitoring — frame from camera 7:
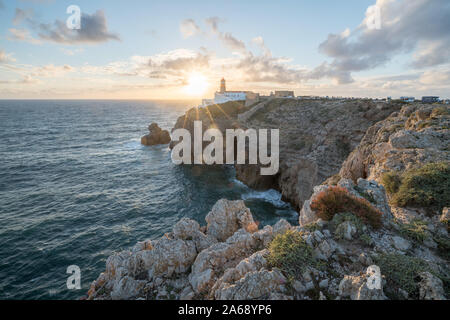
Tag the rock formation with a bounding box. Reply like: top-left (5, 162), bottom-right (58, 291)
top-left (170, 98), bottom-right (404, 210)
top-left (88, 193), bottom-right (448, 300)
top-left (340, 104), bottom-right (449, 184)
top-left (141, 123), bottom-right (171, 146)
top-left (91, 102), bottom-right (448, 300)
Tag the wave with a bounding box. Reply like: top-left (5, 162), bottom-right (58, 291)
top-left (241, 188), bottom-right (290, 208)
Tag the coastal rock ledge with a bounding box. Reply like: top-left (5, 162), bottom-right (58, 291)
top-left (141, 123), bottom-right (171, 146)
top-left (88, 195), bottom-right (448, 300)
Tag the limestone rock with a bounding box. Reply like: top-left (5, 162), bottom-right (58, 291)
top-left (419, 272), bottom-right (446, 300)
top-left (189, 229), bottom-right (258, 294)
top-left (205, 199), bottom-right (257, 242)
top-left (214, 269), bottom-right (287, 300)
top-left (335, 221), bottom-right (357, 241)
top-left (339, 266), bottom-right (387, 300)
top-left (141, 123), bottom-right (171, 146)
top-left (299, 178), bottom-right (391, 226)
top-left (273, 219), bottom-right (292, 236)
top-left (110, 276), bottom-right (146, 300)
top-left (391, 236), bottom-right (411, 252)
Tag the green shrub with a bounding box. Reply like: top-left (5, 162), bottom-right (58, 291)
top-left (434, 235), bottom-right (450, 260)
top-left (330, 212), bottom-right (364, 232)
top-left (381, 171), bottom-right (401, 194)
top-left (310, 187), bottom-right (383, 229)
top-left (375, 253), bottom-right (433, 299)
top-left (399, 219), bottom-right (429, 243)
top-left (392, 162), bottom-right (450, 210)
top-left (267, 230), bottom-right (323, 279)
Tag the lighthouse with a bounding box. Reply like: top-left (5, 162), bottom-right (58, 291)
top-left (220, 78), bottom-right (226, 93)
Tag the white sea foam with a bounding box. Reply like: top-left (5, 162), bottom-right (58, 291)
top-left (241, 188), bottom-right (289, 208)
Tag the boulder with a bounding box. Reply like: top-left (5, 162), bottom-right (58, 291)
top-left (214, 269), bottom-right (287, 300)
top-left (110, 276), bottom-right (146, 300)
top-left (299, 178), bottom-right (391, 227)
top-left (141, 123), bottom-right (171, 146)
top-left (339, 266), bottom-right (387, 300)
top-left (205, 199), bottom-right (257, 242)
top-left (419, 272), bottom-right (446, 300)
top-left (189, 229), bottom-right (258, 294)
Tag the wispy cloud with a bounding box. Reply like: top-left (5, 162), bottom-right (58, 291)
top-left (9, 9), bottom-right (120, 45)
top-left (0, 50), bottom-right (16, 63)
top-left (180, 19), bottom-right (200, 38)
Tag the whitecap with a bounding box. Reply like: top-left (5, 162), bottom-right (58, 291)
top-left (241, 189), bottom-right (289, 208)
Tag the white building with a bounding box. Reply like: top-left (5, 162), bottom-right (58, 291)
top-left (201, 79), bottom-right (258, 107)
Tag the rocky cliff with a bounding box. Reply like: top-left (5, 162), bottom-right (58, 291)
top-left (88, 102), bottom-right (449, 300)
top-left (87, 191), bottom-right (448, 300)
top-left (170, 98), bottom-right (404, 210)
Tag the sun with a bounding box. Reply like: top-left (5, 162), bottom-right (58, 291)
top-left (184, 73), bottom-right (209, 96)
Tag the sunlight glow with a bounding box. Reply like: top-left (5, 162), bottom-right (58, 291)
top-left (184, 73), bottom-right (209, 96)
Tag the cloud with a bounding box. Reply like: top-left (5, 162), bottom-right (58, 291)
top-left (205, 16), bottom-right (221, 34)
top-left (318, 0), bottom-right (450, 82)
top-left (59, 47), bottom-right (84, 56)
top-left (0, 50), bottom-right (16, 64)
top-left (0, 75), bottom-right (39, 85)
top-left (37, 10), bottom-right (120, 44)
top-left (10, 9), bottom-right (120, 45)
top-left (180, 19), bottom-right (200, 38)
top-left (205, 17), bottom-right (246, 53)
top-left (29, 64), bottom-right (75, 77)
top-left (252, 36), bottom-right (271, 57)
top-left (13, 8), bottom-right (34, 25)
top-left (8, 28), bottom-right (42, 44)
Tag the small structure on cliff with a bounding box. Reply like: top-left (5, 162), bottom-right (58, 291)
top-left (201, 78), bottom-right (260, 107)
top-left (141, 123), bottom-right (171, 146)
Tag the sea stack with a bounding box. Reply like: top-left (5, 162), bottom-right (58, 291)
top-left (141, 123), bottom-right (171, 146)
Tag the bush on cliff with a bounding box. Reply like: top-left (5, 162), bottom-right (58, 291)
top-left (385, 162), bottom-right (450, 211)
top-left (381, 171), bottom-right (401, 194)
top-left (375, 253), bottom-right (436, 299)
top-left (398, 219), bottom-right (429, 243)
top-left (267, 230), bottom-right (323, 280)
top-left (310, 187), bottom-right (383, 229)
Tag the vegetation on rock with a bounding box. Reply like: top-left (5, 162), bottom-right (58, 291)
top-left (399, 219), bottom-right (429, 243)
top-left (267, 230), bottom-right (323, 280)
top-left (381, 171), bottom-right (402, 194)
top-left (310, 187), bottom-right (383, 228)
top-left (382, 162), bottom-right (450, 211)
top-left (376, 253), bottom-right (434, 299)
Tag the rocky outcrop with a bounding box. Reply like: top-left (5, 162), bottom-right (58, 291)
top-left (236, 99), bottom-right (403, 210)
top-left (340, 104), bottom-right (449, 184)
top-left (141, 123), bottom-right (171, 146)
top-left (89, 102), bottom-right (449, 301)
top-left (299, 178), bottom-right (392, 227)
top-left (171, 99), bottom-right (403, 210)
top-left (88, 196), bottom-right (448, 301)
top-left (338, 266), bottom-right (387, 300)
top-left (418, 272), bottom-right (446, 300)
top-left (87, 199), bottom-right (280, 301)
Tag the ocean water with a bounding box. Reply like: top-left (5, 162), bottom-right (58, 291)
top-left (0, 100), bottom-right (297, 300)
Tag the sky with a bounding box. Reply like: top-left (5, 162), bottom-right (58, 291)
top-left (0, 0), bottom-right (449, 99)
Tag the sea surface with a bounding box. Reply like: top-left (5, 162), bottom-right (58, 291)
top-left (0, 100), bottom-right (297, 300)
